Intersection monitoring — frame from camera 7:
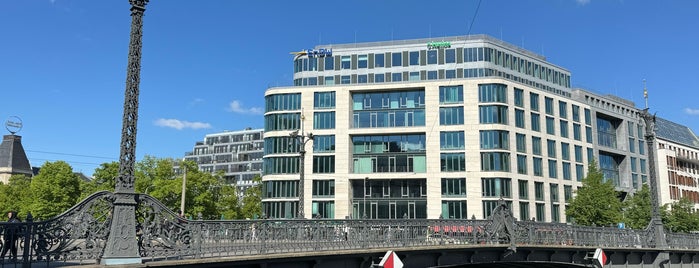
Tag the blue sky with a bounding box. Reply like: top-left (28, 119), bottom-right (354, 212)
top-left (2, 0), bottom-right (698, 175)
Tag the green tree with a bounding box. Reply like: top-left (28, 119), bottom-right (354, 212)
top-left (241, 175), bottom-right (262, 219)
top-left (662, 197), bottom-right (699, 233)
top-left (566, 159), bottom-right (623, 226)
top-left (622, 184), bottom-right (652, 229)
top-left (30, 161), bottom-right (81, 220)
top-left (135, 155), bottom-right (176, 194)
top-left (216, 176), bottom-right (241, 220)
top-left (0, 174), bottom-right (34, 219)
top-left (79, 161), bottom-right (119, 199)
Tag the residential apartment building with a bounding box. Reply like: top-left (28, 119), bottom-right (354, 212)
top-left (263, 35), bottom-right (650, 221)
top-left (181, 128), bottom-right (264, 192)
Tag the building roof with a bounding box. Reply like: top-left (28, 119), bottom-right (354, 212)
top-left (656, 117), bottom-right (699, 150)
top-left (0, 135), bottom-right (33, 175)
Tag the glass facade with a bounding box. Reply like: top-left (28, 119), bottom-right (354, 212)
top-left (352, 134), bottom-right (426, 173)
top-left (352, 90), bottom-right (426, 128)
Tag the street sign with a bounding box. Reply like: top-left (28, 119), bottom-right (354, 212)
top-left (593, 248), bottom-right (607, 268)
top-left (378, 250), bottom-right (403, 268)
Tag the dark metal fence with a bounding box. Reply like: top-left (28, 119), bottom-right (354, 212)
top-left (1, 193), bottom-right (698, 266)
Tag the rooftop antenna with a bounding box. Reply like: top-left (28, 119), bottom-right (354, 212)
top-left (643, 79), bottom-right (649, 109)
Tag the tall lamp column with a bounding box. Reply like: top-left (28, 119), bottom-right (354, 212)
top-left (290, 129), bottom-right (313, 219)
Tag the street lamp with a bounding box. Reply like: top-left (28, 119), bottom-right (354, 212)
top-left (364, 177), bottom-right (368, 219)
top-left (290, 129), bottom-right (313, 219)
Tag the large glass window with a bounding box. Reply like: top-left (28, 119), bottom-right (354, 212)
top-left (313, 156), bottom-right (335, 173)
top-left (352, 134), bottom-right (426, 173)
top-left (442, 178), bottom-right (466, 196)
top-left (530, 93), bottom-right (540, 111)
top-left (535, 182), bottom-right (544, 201)
top-left (560, 120), bottom-right (569, 138)
top-left (479, 105), bottom-right (508, 124)
top-left (515, 109), bottom-right (525, 128)
top-left (559, 101), bottom-right (568, 118)
top-left (586, 126), bottom-right (593, 143)
top-left (561, 142), bottom-right (570, 160)
top-left (265, 113), bottom-right (301, 132)
top-left (440, 107), bottom-right (464, 125)
top-left (584, 108), bottom-right (592, 125)
top-left (313, 112), bottom-right (335, 129)
top-left (441, 153), bottom-right (466, 172)
top-left (352, 90), bottom-right (425, 128)
top-left (550, 184), bottom-right (559, 202)
top-left (375, 53), bottom-right (385, 68)
top-left (341, 75), bottom-right (350, 84)
top-left (312, 201), bottom-right (334, 219)
top-left (481, 152), bottom-right (510, 172)
top-left (263, 180), bottom-right (298, 198)
top-left (533, 157), bottom-right (543, 176)
top-left (547, 139), bottom-right (557, 158)
top-left (409, 51), bottom-right (419, 65)
top-left (520, 202), bottom-right (530, 221)
top-left (478, 84), bottom-right (507, 103)
top-left (532, 136), bottom-right (542, 155)
top-left (517, 155), bottom-right (527, 174)
top-left (597, 117), bottom-right (618, 149)
top-left (392, 52), bottom-right (402, 66)
top-left (519, 180), bottom-right (529, 199)
top-left (427, 50), bottom-right (437, 64)
top-left (562, 162), bottom-right (571, 180)
top-left (514, 88), bottom-right (524, 107)
top-left (341, 55), bottom-right (351, 69)
top-left (482, 178), bottom-right (512, 197)
top-left (324, 56), bottom-right (334, 71)
top-left (312, 180), bottom-right (335, 197)
top-left (445, 49), bottom-right (456, 63)
top-left (441, 131), bottom-right (465, 150)
top-left (546, 116), bottom-right (555, 135)
top-left (427, 71), bottom-right (438, 80)
top-left (442, 201), bottom-right (467, 219)
top-left (374, 73), bottom-right (385, 83)
top-left (572, 105), bottom-right (580, 122)
top-left (265, 93), bottom-right (301, 112)
top-left (480, 130), bottom-right (509, 150)
top-left (314, 92), bottom-right (335, 109)
top-left (574, 145), bottom-right (583, 162)
top-left (536, 203), bottom-right (545, 222)
top-left (409, 71), bottom-right (420, 81)
top-left (599, 153), bottom-right (620, 186)
top-left (440, 85), bottom-right (463, 104)
top-left (576, 164), bottom-right (584, 181)
top-left (531, 113), bottom-right (541, 132)
top-left (516, 133), bottom-right (526, 153)
top-left (313, 135), bottom-right (335, 153)
top-left (358, 54), bottom-right (368, 68)
top-left (548, 159), bottom-right (558, 178)
top-left (545, 97), bottom-right (554, 115)
top-left (573, 123), bottom-right (581, 141)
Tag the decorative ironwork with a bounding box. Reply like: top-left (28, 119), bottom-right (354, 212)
top-left (484, 199), bottom-right (517, 251)
top-left (101, 0), bottom-right (148, 264)
top-left (640, 108), bottom-right (669, 249)
top-left (136, 194), bottom-right (195, 261)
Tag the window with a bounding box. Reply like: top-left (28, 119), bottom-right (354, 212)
top-left (586, 126), bottom-right (593, 143)
top-left (630, 157), bottom-right (637, 172)
top-left (584, 108), bottom-right (591, 125)
top-left (427, 71), bottom-right (438, 80)
top-left (374, 73), bottom-right (385, 83)
top-left (481, 152), bottom-right (510, 171)
top-left (640, 159), bottom-right (647, 174)
top-left (519, 202), bottom-right (530, 221)
top-left (409, 51), bottom-right (419, 65)
top-left (587, 148), bottom-right (594, 163)
top-left (324, 56), bottom-right (334, 71)
top-left (409, 71), bottom-right (420, 81)
top-left (562, 162), bottom-right (571, 180)
top-left (313, 155), bottom-right (335, 173)
top-left (440, 107), bottom-right (464, 125)
top-left (445, 49), bottom-right (456, 63)
top-left (324, 76), bottom-right (335, 85)
top-left (628, 121), bottom-right (635, 137)
top-left (441, 153), bottom-right (466, 172)
top-left (313, 135), bottom-right (335, 153)
top-left (313, 112), bottom-right (335, 129)
top-left (442, 178), bottom-right (466, 196)
top-left (341, 56), bottom-right (350, 69)
top-left (357, 54), bottom-right (368, 69)
top-left (313, 180), bottom-right (335, 197)
top-left (548, 160), bottom-right (558, 178)
top-left (531, 113), bottom-right (541, 132)
top-left (597, 117), bottom-right (618, 148)
top-left (358, 74), bottom-right (368, 83)
top-left (312, 201), bottom-right (335, 219)
top-left (550, 184), bottom-right (559, 202)
top-left (442, 201), bottom-right (467, 219)
top-left (517, 155), bottom-right (527, 174)
top-left (560, 120), bottom-right (569, 138)
top-left (639, 140), bottom-right (645, 155)
top-left (480, 130), bottom-right (509, 150)
top-left (536, 203), bottom-right (545, 222)
top-left (519, 180), bottom-right (529, 199)
top-left (427, 50), bottom-right (437, 64)
top-left (547, 139), bottom-right (557, 158)
top-left (440, 131), bottom-right (465, 150)
top-left (546, 117), bottom-right (555, 135)
top-left (515, 109), bottom-right (525, 128)
top-left (533, 157), bottom-right (543, 176)
top-left (559, 101), bottom-right (567, 118)
top-left (314, 92), bottom-right (336, 109)
top-left (479, 105), bottom-right (508, 124)
top-left (514, 88), bottom-right (524, 107)
top-left (572, 105), bottom-right (580, 122)
top-left (535, 182), bottom-right (544, 201)
top-left (573, 123), bottom-right (581, 141)
top-left (445, 69), bottom-right (456, 78)
top-left (629, 138), bottom-right (636, 153)
top-left (516, 133), bottom-right (526, 153)
top-left (564, 185), bottom-right (572, 202)
top-left (478, 84), bottom-right (507, 103)
top-left (392, 52), bottom-right (402, 66)
top-left (482, 178), bottom-right (512, 197)
top-left (574, 145), bottom-right (583, 162)
top-left (545, 97), bottom-right (554, 115)
top-left (576, 164), bottom-right (584, 181)
top-left (530, 93), bottom-right (540, 111)
top-left (392, 73), bottom-right (402, 82)
top-left (532, 136), bottom-right (542, 155)
top-left (375, 53), bottom-right (385, 68)
top-left (551, 204), bottom-right (560, 222)
top-left (341, 75), bottom-right (350, 84)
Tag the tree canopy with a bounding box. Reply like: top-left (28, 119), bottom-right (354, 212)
top-left (566, 159), bottom-right (623, 226)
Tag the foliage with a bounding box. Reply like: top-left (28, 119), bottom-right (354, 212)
top-left (622, 184), bottom-right (653, 229)
top-left (566, 159), bottom-right (623, 226)
top-left (662, 197), bottom-right (699, 233)
top-left (0, 174), bottom-right (34, 220)
top-left (30, 161), bottom-right (82, 220)
top-left (241, 175), bottom-right (262, 219)
top-left (80, 161), bottom-right (119, 200)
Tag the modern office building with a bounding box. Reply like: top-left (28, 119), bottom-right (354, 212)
top-left (181, 128), bottom-right (264, 193)
top-left (263, 34), bottom-right (651, 221)
top-left (655, 118), bottom-right (699, 209)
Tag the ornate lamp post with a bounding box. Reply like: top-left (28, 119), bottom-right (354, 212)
top-left (290, 128), bottom-right (313, 219)
top-left (101, 0), bottom-right (148, 264)
top-left (639, 81), bottom-right (668, 250)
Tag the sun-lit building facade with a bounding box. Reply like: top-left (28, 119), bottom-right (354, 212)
top-left (263, 35), bottom-right (649, 221)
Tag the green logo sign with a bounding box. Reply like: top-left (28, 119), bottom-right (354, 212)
top-left (427, 41), bottom-right (451, 49)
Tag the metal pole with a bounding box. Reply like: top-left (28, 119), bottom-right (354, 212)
top-left (364, 177), bottom-right (368, 219)
top-left (180, 165), bottom-right (187, 216)
top-left (298, 144), bottom-right (305, 218)
top-left (640, 108), bottom-right (668, 249)
top-left (101, 0), bottom-right (148, 264)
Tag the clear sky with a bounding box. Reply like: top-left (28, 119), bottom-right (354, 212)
top-left (2, 0), bottom-right (698, 176)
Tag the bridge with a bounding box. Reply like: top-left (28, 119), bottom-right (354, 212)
top-left (0, 194), bottom-right (696, 267)
top-left (0, 1), bottom-right (694, 267)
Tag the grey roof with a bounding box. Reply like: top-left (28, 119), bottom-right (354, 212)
top-left (656, 117), bottom-right (699, 150)
top-left (0, 135), bottom-right (32, 175)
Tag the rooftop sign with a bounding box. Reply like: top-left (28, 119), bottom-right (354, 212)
top-left (427, 41), bottom-right (451, 49)
top-left (291, 48), bottom-right (333, 59)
